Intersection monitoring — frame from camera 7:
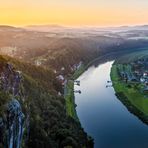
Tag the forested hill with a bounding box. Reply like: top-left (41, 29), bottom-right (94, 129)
top-left (1, 25), bottom-right (148, 73)
top-left (1, 26), bottom-right (148, 148)
top-left (0, 55), bottom-right (93, 148)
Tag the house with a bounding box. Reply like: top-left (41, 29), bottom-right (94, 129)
top-left (35, 60), bottom-right (42, 66)
top-left (140, 77), bottom-right (146, 83)
top-left (58, 92), bottom-right (62, 96)
top-left (120, 71), bottom-right (126, 78)
top-left (143, 72), bottom-right (148, 77)
top-left (56, 75), bottom-right (65, 85)
top-left (128, 74), bottom-right (138, 82)
top-left (53, 70), bottom-right (57, 74)
top-left (61, 67), bottom-right (65, 71)
top-left (134, 70), bottom-right (141, 76)
top-left (57, 75), bottom-right (64, 81)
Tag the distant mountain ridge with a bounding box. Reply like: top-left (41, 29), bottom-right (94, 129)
top-left (25, 24), bottom-right (68, 32)
top-left (24, 24), bottom-right (148, 32)
top-left (0, 24), bottom-right (148, 32)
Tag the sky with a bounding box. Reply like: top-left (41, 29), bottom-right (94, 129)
top-left (0, 0), bottom-right (148, 27)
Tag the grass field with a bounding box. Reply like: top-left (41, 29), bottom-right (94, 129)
top-left (111, 64), bottom-right (148, 115)
top-left (65, 64), bottom-right (86, 121)
top-left (65, 80), bottom-right (79, 121)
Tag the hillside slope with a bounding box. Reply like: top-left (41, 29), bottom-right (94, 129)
top-left (0, 55), bottom-right (93, 148)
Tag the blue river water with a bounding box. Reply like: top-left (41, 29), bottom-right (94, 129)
top-left (75, 61), bottom-right (148, 148)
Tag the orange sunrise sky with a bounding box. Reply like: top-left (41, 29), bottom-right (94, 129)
top-left (0, 0), bottom-right (148, 27)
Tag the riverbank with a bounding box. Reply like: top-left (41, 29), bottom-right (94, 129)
top-left (65, 47), bottom-right (148, 121)
top-left (111, 63), bottom-right (148, 124)
top-left (65, 80), bottom-right (78, 120)
top-left (65, 64), bottom-right (85, 120)
top-left (74, 61), bottom-right (148, 148)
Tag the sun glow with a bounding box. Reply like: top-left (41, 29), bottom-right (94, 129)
top-left (0, 0), bottom-right (148, 26)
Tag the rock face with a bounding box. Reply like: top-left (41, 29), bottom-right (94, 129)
top-left (1, 63), bottom-right (22, 96)
top-left (0, 63), bottom-right (26, 148)
top-left (6, 99), bottom-right (25, 148)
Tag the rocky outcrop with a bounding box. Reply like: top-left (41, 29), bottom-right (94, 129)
top-left (1, 63), bottom-right (22, 96)
top-left (6, 99), bottom-right (25, 148)
top-left (0, 63), bottom-right (26, 148)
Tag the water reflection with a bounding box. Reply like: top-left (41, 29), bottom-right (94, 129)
top-left (75, 61), bottom-right (148, 148)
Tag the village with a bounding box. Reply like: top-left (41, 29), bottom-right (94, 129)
top-left (34, 57), bottom-right (83, 96)
top-left (55, 61), bottom-right (83, 96)
top-left (117, 58), bottom-right (148, 93)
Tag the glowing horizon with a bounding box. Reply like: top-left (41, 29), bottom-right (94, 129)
top-left (0, 0), bottom-right (148, 27)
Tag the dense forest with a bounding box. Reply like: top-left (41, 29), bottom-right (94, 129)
top-left (0, 55), bottom-right (93, 148)
top-left (0, 26), bottom-right (148, 148)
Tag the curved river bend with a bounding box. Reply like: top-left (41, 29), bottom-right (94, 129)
top-left (75, 61), bottom-right (148, 148)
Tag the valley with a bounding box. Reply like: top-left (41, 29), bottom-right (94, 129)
top-left (0, 25), bottom-right (148, 147)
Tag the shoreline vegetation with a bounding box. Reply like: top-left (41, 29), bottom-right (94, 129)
top-left (111, 64), bottom-right (148, 124)
top-left (65, 47), bottom-right (148, 121)
top-left (64, 48), bottom-right (148, 146)
top-left (65, 64), bottom-right (85, 121)
top-left (111, 50), bottom-right (148, 124)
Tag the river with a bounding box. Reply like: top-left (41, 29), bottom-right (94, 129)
top-left (75, 61), bottom-right (148, 148)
